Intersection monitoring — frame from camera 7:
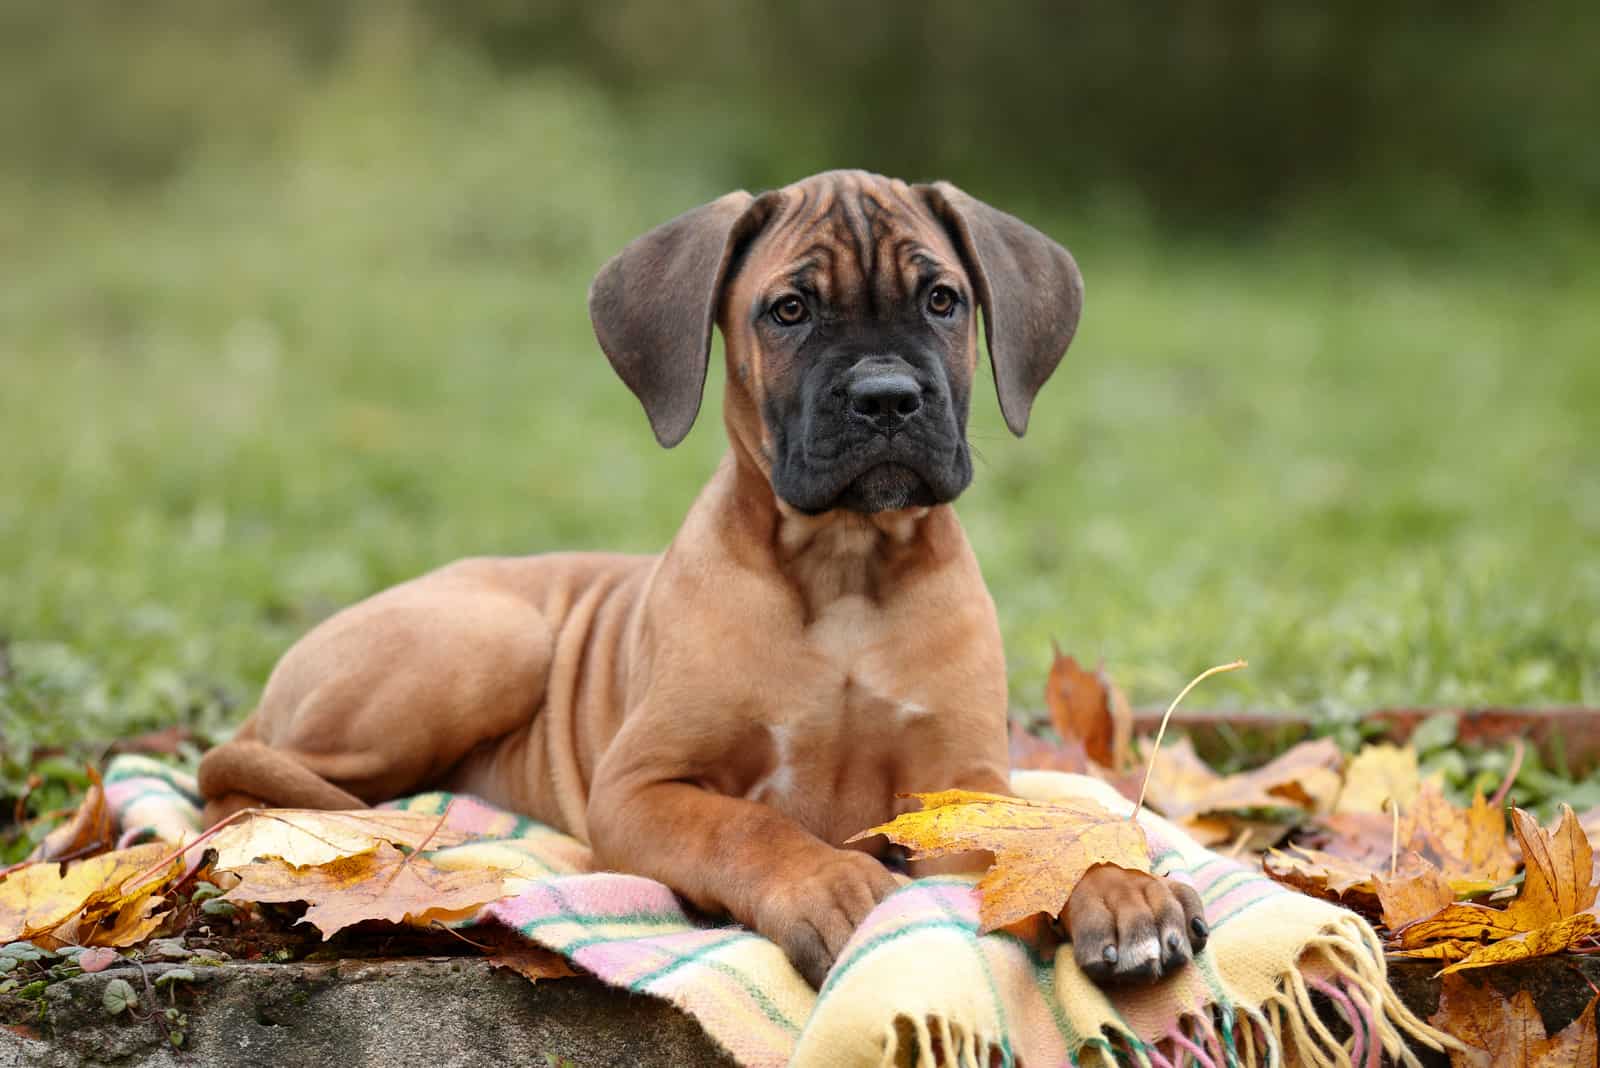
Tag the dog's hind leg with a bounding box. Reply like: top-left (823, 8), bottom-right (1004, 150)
top-left (197, 561), bottom-right (557, 826)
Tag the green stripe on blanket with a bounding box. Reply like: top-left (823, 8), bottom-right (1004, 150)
top-left (103, 755), bottom-right (1453, 1068)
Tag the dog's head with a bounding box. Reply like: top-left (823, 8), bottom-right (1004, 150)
top-left (589, 170), bottom-right (1083, 514)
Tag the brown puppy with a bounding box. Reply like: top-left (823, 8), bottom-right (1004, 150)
top-left (198, 170), bottom-right (1206, 987)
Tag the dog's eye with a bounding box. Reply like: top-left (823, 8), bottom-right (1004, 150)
top-left (927, 285), bottom-right (958, 318)
top-left (771, 296), bottom-right (809, 326)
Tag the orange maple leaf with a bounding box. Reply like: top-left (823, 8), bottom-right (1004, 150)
top-left (849, 789), bottom-right (1149, 932)
top-left (1394, 805), bottom-right (1599, 971)
top-left (1044, 649), bottom-right (1132, 771)
top-left (219, 841), bottom-right (509, 938)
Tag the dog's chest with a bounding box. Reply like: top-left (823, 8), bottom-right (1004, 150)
top-left (739, 592), bottom-right (945, 844)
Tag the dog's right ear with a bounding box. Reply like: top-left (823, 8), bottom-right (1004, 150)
top-left (589, 191), bottom-right (769, 448)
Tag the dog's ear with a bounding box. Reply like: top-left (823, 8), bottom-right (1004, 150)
top-left (917, 181), bottom-right (1084, 436)
top-left (589, 191), bottom-right (769, 447)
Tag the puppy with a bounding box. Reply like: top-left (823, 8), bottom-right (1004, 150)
top-left (198, 170), bottom-right (1207, 986)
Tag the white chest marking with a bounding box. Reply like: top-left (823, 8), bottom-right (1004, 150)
top-left (749, 723), bottom-right (796, 801)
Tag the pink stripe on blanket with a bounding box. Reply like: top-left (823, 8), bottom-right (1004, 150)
top-left (485, 873), bottom-right (688, 928)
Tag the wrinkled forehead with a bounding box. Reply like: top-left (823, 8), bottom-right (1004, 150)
top-left (736, 174), bottom-right (965, 313)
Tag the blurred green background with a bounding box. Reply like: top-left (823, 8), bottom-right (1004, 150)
top-left (2, 1), bottom-right (1598, 793)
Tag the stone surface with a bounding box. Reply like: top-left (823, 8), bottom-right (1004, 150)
top-left (3, 954), bottom-right (1597, 1066)
top-left (0, 959), bottom-right (735, 1068)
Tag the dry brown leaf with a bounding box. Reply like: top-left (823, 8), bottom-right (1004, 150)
top-left (1277, 780), bottom-right (1515, 915)
top-left (476, 928), bottom-right (578, 983)
top-left (1266, 845), bottom-right (1450, 914)
top-left (1394, 805), bottom-right (1599, 968)
top-left (208, 808), bottom-right (475, 871)
top-left (1335, 743), bottom-right (1421, 815)
top-left (35, 767), bottom-right (114, 863)
top-left (1007, 720), bottom-right (1091, 776)
top-left (1044, 651), bottom-right (1131, 771)
top-left (849, 789), bottom-right (1149, 932)
top-left (1429, 973), bottom-right (1598, 1067)
top-left (1405, 781), bottom-right (1517, 886)
top-left (0, 843), bottom-right (176, 943)
top-left (1142, 736), bottom-right (1343, 819)
top-left (219, 842), bottom-right (509, 938)
top-left (1375, 855), bottom-right (1455, 930)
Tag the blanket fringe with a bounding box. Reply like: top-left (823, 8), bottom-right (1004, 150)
top-left (878, 1014), bottom-right (1013, 1068)
top-left (1245, 914), bottom-right (1464, 1068)
top-left (1079, 914), bottom-right (1465, 1068)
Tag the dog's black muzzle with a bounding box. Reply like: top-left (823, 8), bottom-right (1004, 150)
top-left (769, 346), bottom-right (972, 515)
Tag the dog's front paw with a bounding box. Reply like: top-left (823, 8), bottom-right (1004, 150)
top-left (755, 849), bottom-right (900, 987)
top-left (1065, 864), bottom-right (1208, 985)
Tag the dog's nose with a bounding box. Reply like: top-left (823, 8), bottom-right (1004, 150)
top-left (847, 373), bottom-right (922, 432)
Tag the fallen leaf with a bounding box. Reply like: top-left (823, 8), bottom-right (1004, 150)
top-left (1394, 805), bottom-right (1599, 969)
top-left (1045, 651), bottom-right (1131, 771)
top-left (35, 768), bottom-right (113, 863)
top-left (1335, 743), bottom-right (1421, 815)
top-left (1508, 805), bottom-right (1596, 923)
top-left (1138, 736), bottom-right (1341, 849)
top-left (1405, 781), bottom-right (1517, 887)
top-left (76, 947), bottom-right (118, 973)
top-left (1266, 845), bottom-right (1454, 914)
top-left (1375, 855), bottom-right (1455, 930)
top-left (1275, 781), bottom-right (1515, 912)
top-left (219, 842), bottom-right (509, 938)
top-left (0, 844), bottom-right (175, 944)
top-left (208, 809), bottom-right (474, 871)
top-left (849, 789), bottom-right (1149, 932)
top-left (1429, 972), bottom-right (1598, 1067)
top-left (1438, 912), bottom-right (1600, 975)
top-left (479, 930), bottom-right (577, 983)
top-left (1007, 720), bottom-right (1090, 775)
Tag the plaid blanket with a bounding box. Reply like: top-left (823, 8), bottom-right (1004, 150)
top-left (104, 756), bottom-right (1452, 1067)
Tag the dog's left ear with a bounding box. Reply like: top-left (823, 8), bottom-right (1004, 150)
top-left (589, 191), bottom-right (770, 448)
top-left (917, 182), bottom-right (1084, 436)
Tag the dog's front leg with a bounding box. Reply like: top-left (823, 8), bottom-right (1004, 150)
top-left (587, 777), bottom-right (898, 987)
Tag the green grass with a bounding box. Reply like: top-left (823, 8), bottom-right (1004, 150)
top-left (2, 55), bottom-right (1598, 807)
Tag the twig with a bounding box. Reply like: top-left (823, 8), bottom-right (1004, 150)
top-left (430, 919), bottom-right (493, 952)
top-left (1384, 797), bottom-right (1400, 879)
top-left (1490, 738), bottom-right (1525, 808)
top-left (1132, 660), bottom-right (1248, 817)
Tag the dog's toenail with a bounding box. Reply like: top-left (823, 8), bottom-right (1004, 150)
top-left (1166, 932), bottom-right (1183, 955)
top-left (1191, 916), bottom-right (1209, 940)
top-left (1102, 944), bottom-right (1119, 966)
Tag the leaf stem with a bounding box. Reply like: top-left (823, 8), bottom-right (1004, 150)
top-left (1131, 660), bottom-right (1247, 817)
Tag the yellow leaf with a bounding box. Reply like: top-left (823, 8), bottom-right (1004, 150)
top-left (1438, 912), bottom-right (1600, 975)
top-left (1508, 805), bottom-right (1596, 925)
top-left (1392, 804), bottom-right (1599, 964)
top-left (849, 790), bottom-right (1149, 932)
top-left (0, 843), bottom-right (175, 943)
top-left (219, 842), bottom-right (509, 938)
top-left (1335, 743), bottom-right (1420, 815)
top-left (1388, 939), bottom-right (1477, 963)
top-left (208, 808), bottom-right (474, 871)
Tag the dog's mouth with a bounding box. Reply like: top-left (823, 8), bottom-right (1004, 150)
top-left (832, 463), bottom-right (938, 514)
